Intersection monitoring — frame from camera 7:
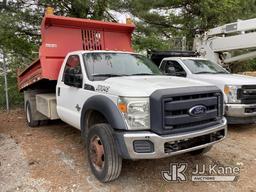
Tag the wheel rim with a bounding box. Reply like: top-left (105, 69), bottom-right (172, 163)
top-left (89, 135), bottom-right (105, 172)
top-left (26, 105), bottom-right (31, 123)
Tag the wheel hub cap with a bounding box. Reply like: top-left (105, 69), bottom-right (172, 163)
top-left (89, 136), bottom-right (105, 171)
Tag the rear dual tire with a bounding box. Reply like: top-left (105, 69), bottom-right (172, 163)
top-left (25, 101), bottom-right (39, 127)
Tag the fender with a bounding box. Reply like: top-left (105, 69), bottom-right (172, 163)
top-left (80, 95), bottom-right (128, 137)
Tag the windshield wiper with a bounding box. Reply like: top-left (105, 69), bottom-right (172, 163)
top-left (92, 73), bottom-right (127, 77)
top-left (130, 73), bottom-right (156, 76)
top-left (92, 73), bottom-right (158, 78)
top-left (194, 71), bottom-right (217, 74)
top-left (214, 71), bottom-right (229, 74)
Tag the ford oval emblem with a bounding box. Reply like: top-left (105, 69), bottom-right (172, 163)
top-left (188, 105), bottom-right (207, 116)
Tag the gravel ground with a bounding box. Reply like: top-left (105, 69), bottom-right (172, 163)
top-left (0, 134), bottom-right (49, 192)
top-left (0, 109), bottom-right (256, 192)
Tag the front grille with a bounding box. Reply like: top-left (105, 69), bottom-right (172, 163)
top-left (238, 85), bottom-right (256, 104)
top-left (150, 87), bottom-right (223, 135)
top-left (163, 93), bottom-right (221, 133)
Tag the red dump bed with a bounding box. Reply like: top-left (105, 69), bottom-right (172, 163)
top-left (18, 15), bottom-right (135, 91)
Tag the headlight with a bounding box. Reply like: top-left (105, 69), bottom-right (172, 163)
top-left (224, 85), bottom-right (241, 103)
top-left (117, 97), bottom-right (150, 130)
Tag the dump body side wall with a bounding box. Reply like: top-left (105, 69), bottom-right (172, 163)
top-left (18, 15), bottom-right (135, 91)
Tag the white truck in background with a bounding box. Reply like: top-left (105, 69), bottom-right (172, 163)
top-left (152, 18), bottom-right (256, 124)
top-left (157, 56), bottom-right (256, 124)
top-left (193, 18), bottom-right (256, 123)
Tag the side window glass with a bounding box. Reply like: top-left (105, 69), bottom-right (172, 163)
top-left (164, 61), bottom-right (174, 74)
top-left (64, 55), bottom-right (82, 76)
top-left (165, 61), bottom-right (186, 77)
top-left (160, 61), bottom-right (167, 72)
top-left (173, 62), bottom-right (185, 73)
top-left (63, 55), bottom-right (83, 88)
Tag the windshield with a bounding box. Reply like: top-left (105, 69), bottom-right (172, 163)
top-left (83, 52), bottom-right (162, 80)
top-left (182, 59), bottom-right (229, 74)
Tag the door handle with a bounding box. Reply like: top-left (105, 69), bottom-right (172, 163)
top-left (57, 87), bottom-right (60, 96)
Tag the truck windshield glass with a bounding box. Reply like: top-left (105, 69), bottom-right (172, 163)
top-left (182, 59), bottom-right (229, 74)
top-left (83, 53), bottom-right (162, 80)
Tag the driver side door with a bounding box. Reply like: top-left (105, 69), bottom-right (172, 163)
top-left (57, 55), bottom-right (85, 129)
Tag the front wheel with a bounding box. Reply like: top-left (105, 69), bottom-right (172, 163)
top-left (87, 123), bottom-right (122, 182)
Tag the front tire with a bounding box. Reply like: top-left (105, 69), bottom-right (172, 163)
top-left (87, 123), bottom-right (122, 182)
top-left (25, 101), bottom-right (39, 127)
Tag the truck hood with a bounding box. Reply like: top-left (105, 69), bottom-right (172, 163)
top-left (100, 76), bottom-right (212, 97)
top-left (190, 74), bottom-right (256, 86)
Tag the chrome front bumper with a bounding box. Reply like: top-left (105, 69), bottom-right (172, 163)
top-left (118, 118), bottom-right (227, 159)
top-left (225, 103), bottom-right (256, 117)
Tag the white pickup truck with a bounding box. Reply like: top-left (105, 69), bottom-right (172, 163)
top-left (23, 51), bottom-right (227, 182)
top-left (159, 57), bottom-right (256, 124)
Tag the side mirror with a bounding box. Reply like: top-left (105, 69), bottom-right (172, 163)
top-left (166, 66), bottom-right (176, 75)
top-left (176, 71), bottom-right (187, 77)
top-left (64, 73), bottom-right (83, 88)
top-left (224, 66), bottom-right (231, 73)
top-left (73, 74), bottom-right (83, 88)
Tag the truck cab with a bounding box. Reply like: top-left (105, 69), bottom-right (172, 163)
top-left (159, 57), bottom-right (256, 124)
top-left (18, 14), bottom-right (227, 182)
top-left (56, 51), bottom-right (226, 181)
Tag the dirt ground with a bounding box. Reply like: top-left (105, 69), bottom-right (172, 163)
top-left (0, 109), bottom-right (255, 192)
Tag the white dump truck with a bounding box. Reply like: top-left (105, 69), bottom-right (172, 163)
top-left (18, 14), bottom-right (227, 182)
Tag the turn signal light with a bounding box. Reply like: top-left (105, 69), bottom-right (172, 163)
top-left (118, 103), bottom-right (127, 113)
top-left (224, 85), bottom-right (230, 94)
